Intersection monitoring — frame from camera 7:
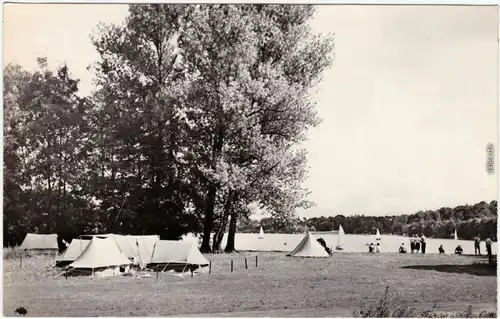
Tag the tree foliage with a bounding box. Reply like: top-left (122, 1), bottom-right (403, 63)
top-left (3, 4), bottom-right (333, 251)
top-left (3, 60), bottom-right (96, 248)
top-left (237, 200), bottom-right (498, 241)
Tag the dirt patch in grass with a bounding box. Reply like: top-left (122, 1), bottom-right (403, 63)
top-left (3, 252), bottom-right (497, 317)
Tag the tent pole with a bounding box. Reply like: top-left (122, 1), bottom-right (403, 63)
top-left (162, 262), bottom-right (169, 272)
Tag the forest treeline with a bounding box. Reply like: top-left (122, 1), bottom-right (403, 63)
top-left (237, 200), bottom-right (498, 241)
top-left (3, 4), bottom-right (335, 252)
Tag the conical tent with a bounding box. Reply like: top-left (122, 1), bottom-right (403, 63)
top-left (68, 237), bottom-right (131, 276)
top-left (148, 240), bottom-right (209, 271)
top-left (55, 239), bottom-right (90, 267)
top-left (288, 232), bottom-right (329, 258)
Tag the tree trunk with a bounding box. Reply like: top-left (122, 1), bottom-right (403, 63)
top-left (211, 232), bottom-right (219, 252)
top-left (200, 184), bottom-right (217, 253)
top-left (225, 210), bottom-right (238, 253)
top-left (200, 123), bottom-right (225, 253)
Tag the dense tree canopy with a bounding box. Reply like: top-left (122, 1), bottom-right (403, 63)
top-left (3, 4), bottom-right (334, 251)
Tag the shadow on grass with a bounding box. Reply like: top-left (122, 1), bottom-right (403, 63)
top-left (401, 262), bottom-right (496, 277)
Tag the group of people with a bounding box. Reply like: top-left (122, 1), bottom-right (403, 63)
top-left (397, 234), bottom-right (494, 260)
top-left (398, 234), bottom-right (426, 253)
top-left (452, 235), bottom-right (493, 257)
top-left (474, 235), bottom-right (493, 256)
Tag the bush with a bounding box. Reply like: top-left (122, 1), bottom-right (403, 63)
top-left (353, 286), bottom-right (417, 317)
top-left (353, 286), bottom-right (497, 318)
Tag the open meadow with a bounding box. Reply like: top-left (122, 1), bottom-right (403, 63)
top-left (3, 252), bottom-right (496, 317)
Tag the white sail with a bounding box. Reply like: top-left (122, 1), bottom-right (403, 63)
top-left (337, 225), bottom-right (345, 248)
top-left (259, 226), bottom-right (265, 239)
top-left (454, 229), bottom-right (458, 240)
top-left (376, 228), bottom-right (381, 240)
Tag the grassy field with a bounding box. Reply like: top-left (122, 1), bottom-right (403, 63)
top-left (3, 252), bottom-right (497, 317)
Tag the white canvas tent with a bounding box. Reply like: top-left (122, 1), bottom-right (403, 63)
top-left (135, 236), bottom-right (160, 268)
top-left (78, 234), bottom-right (159, 267)
top-left (148, 240), bottom-right (209, 272)
top-left (67, 237), bottom-right (132, 276)
top-left (19, 233), bottom-right (58, 255)
top-left (108, 234), bottom-right (159, 263)
top-left (288, 232), bottom-right (329, 258)
top-left (55, 239), bottom-right (90, 267)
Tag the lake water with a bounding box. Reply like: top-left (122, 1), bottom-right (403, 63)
top-left (183, 232), bottom-right (497, 255)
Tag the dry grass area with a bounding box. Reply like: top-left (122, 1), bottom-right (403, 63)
top-left (3, 252), bottom-right (497, 317)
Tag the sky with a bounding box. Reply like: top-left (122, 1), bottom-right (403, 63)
top-left (3, 4), bottom-right (499, 218)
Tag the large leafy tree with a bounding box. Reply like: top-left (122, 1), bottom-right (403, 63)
top-left (90, 4), bottom-right (333, 252)
top-left (90, 4), bottom-right (199, 238)
top-left (3, 59), bottom-right (93, 245)
top-left (176, 4), bottom-right (334, 252)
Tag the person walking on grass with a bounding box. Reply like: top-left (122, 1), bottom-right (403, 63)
top-left (485, 238), bottom-right (492, 263)
top-left (420, 234), bottom-right (426, 254)
top-left (474, 235), bottom-right (481, 255)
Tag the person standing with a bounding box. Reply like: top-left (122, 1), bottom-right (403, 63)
top-left (415, 235), bottom-right (421, 253)
top-left (485, 238), bottom-right (493, 263)
top-left (420, 234), bottom-right (426, 254)
top-left (474, 235), bottom-right (481, 255)
top-left (410, 236), bottom-right (416, 253)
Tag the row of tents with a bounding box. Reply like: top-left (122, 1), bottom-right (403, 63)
top-left (18, 233), bottom-right (210, 277)
top-left (18, 230), bottom-right (344, 277)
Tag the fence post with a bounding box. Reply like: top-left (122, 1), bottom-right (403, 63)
top-left (231, 260), bottom-right (233, 272)
top-left (255, 255), bottom-right (258, 267)
top-left (156, 266), bottom-right (159, 279)
top-left (245, 257), bottom-right (248, 269)
top-left (209, 261), bottom-right (212, 274)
